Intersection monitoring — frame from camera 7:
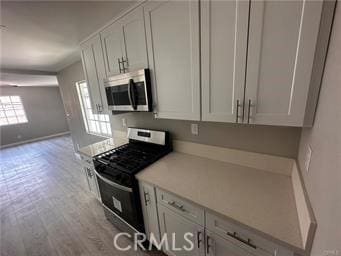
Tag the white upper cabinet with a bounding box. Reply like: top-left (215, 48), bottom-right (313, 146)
top-left (120, 7), bottom-right (148, 72)
top-left (245, 0), bottom-right (325, 126)
top-left (201, 0), bottom-right (249, 123)
top-left (101, 6), bottom-right (148, 77)
top-left (200, 0), bottom-right (333, 126)
top-left (80, 0), bottom-right (333, 126)
top-left (144, 0), bottom-right (201, 121)
top-left (101, 22), bottom-right (124, 77)
top-left (80, 34), bottom-right (108, 114)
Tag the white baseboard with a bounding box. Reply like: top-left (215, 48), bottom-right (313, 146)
top-left (0, 131), bottom-right (71, 149)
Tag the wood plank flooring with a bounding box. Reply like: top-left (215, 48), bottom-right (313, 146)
top-left (0, 135), bottom-right (164, 256)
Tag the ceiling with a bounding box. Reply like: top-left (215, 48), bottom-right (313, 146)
top-left (0, 0), bottom-right (135, 77)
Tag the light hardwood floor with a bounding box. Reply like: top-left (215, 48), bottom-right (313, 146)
top-left (0, 135), bottom-right (164, 256)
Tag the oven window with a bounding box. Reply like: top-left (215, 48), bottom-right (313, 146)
top-left (97, 178), bottom-right (139, 228)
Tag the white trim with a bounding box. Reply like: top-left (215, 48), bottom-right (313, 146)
top-left (0, 131), bottom-right (70, 149)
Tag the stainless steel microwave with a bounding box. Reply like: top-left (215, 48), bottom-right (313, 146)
top-left (104, 69), bottom-right (152, 112)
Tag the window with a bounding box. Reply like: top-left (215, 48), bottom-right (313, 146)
top-left (76, 81), bottom-right (112, 137)
top-left (0, 96), bottom-right (28, 126)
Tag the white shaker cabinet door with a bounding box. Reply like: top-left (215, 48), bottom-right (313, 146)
top-left (201, 0), bottom-right (249, 123)
top-left (245, 0), bottom-right (324, 126)
top-left (144, 0), bottom-right (201, 121)
top-left (80, 34), bottom-right (107, 113)
top-left (101, 21), bottom-right (125, 77)
top-left (139, 182), bottom-right (160, 244)
top-left (158, 204), bottom-right (204, 256)
top-left (206, 231), bottom-right (253, 256)
top-left (120, 6), bottom-right (148, 72)
top-left (83, 166), bottom-right (100, 200)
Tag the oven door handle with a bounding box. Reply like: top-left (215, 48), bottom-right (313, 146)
top-left (93, 169), bottom-right (133, 192)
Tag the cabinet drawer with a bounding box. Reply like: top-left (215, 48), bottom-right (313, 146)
top-left (156, 188), bottom-right (204, 226)
top-left (206, 212), bottom-right (293, 256)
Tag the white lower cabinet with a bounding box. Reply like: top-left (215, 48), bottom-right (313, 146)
top-left (80, 155), bottom-right (101, 200)
top-left (83, 166), bottom-right (100, 200)
top-left (206, 212), bottom-right (293, 256)
top-left (139, 185), bottom-right (295, 256)
top-left (206, 230), bottom-right (253, 256)
top-left (139, 182), bottom-right (161, 244)
top-left (158, 204), bottom-right (205, 256)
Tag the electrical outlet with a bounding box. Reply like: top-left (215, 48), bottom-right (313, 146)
top-left (122, 118), bottom-right (127, 127)
top-left (304, 146), bottom-right (312, 172)
top-left (191, 123), bottom-right (199, 135)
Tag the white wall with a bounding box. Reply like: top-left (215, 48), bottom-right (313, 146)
top-left (0, 86), bottom-right (69, 146)
top-left (57, 61), bottom-right (106, 151)
top-left (298, 2), bottom-right (341, 255)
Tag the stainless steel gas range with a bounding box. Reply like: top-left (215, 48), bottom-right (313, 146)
top-left (93, 128), bottom-right (172, 236)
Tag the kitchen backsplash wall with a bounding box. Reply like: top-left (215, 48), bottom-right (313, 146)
top-left (110, 112), bottom-right (301, 158)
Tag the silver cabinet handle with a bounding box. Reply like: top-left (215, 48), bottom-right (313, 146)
top-left (197, 231), bottom-right (203, 249)
top-left (227, 231), bottom-right (257, 249)
top-left (143, 191), bottom-right (150, 206)
top-left (122, 57), bottom-right (128, 72)
top-left (247, 99), bottom-right (252, 124)
top-left (86, 167), bottom-right (93, 178)
top-left (206, 235), bottom-right (212, 254)
top-left (121, 57), bottom-right (125, 73)
top-left (167, 200), bottom-right (185, 212)
top-left (236, 99), bottom-right (242, 123)
top-left (118, 58), bottom-right (123, 73)
top-left (96, 103), bottom-right (101, 112)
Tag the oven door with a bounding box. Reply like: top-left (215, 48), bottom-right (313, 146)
top-left (95, 171), bottom-right (142, 230)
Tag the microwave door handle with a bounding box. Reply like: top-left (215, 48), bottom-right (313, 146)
top-left (128, 79), bottom-right (137, 110)
top-left (127, 79), bottom-right (133, 109)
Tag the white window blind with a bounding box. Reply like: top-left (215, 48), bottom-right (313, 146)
top-left (0, 96), bottom-right (28, 126)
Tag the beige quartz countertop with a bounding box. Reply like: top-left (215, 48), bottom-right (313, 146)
top-left (78, 137), bottom-right (128, 157)
top-left (136, 152), bottom-right (303, 251)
